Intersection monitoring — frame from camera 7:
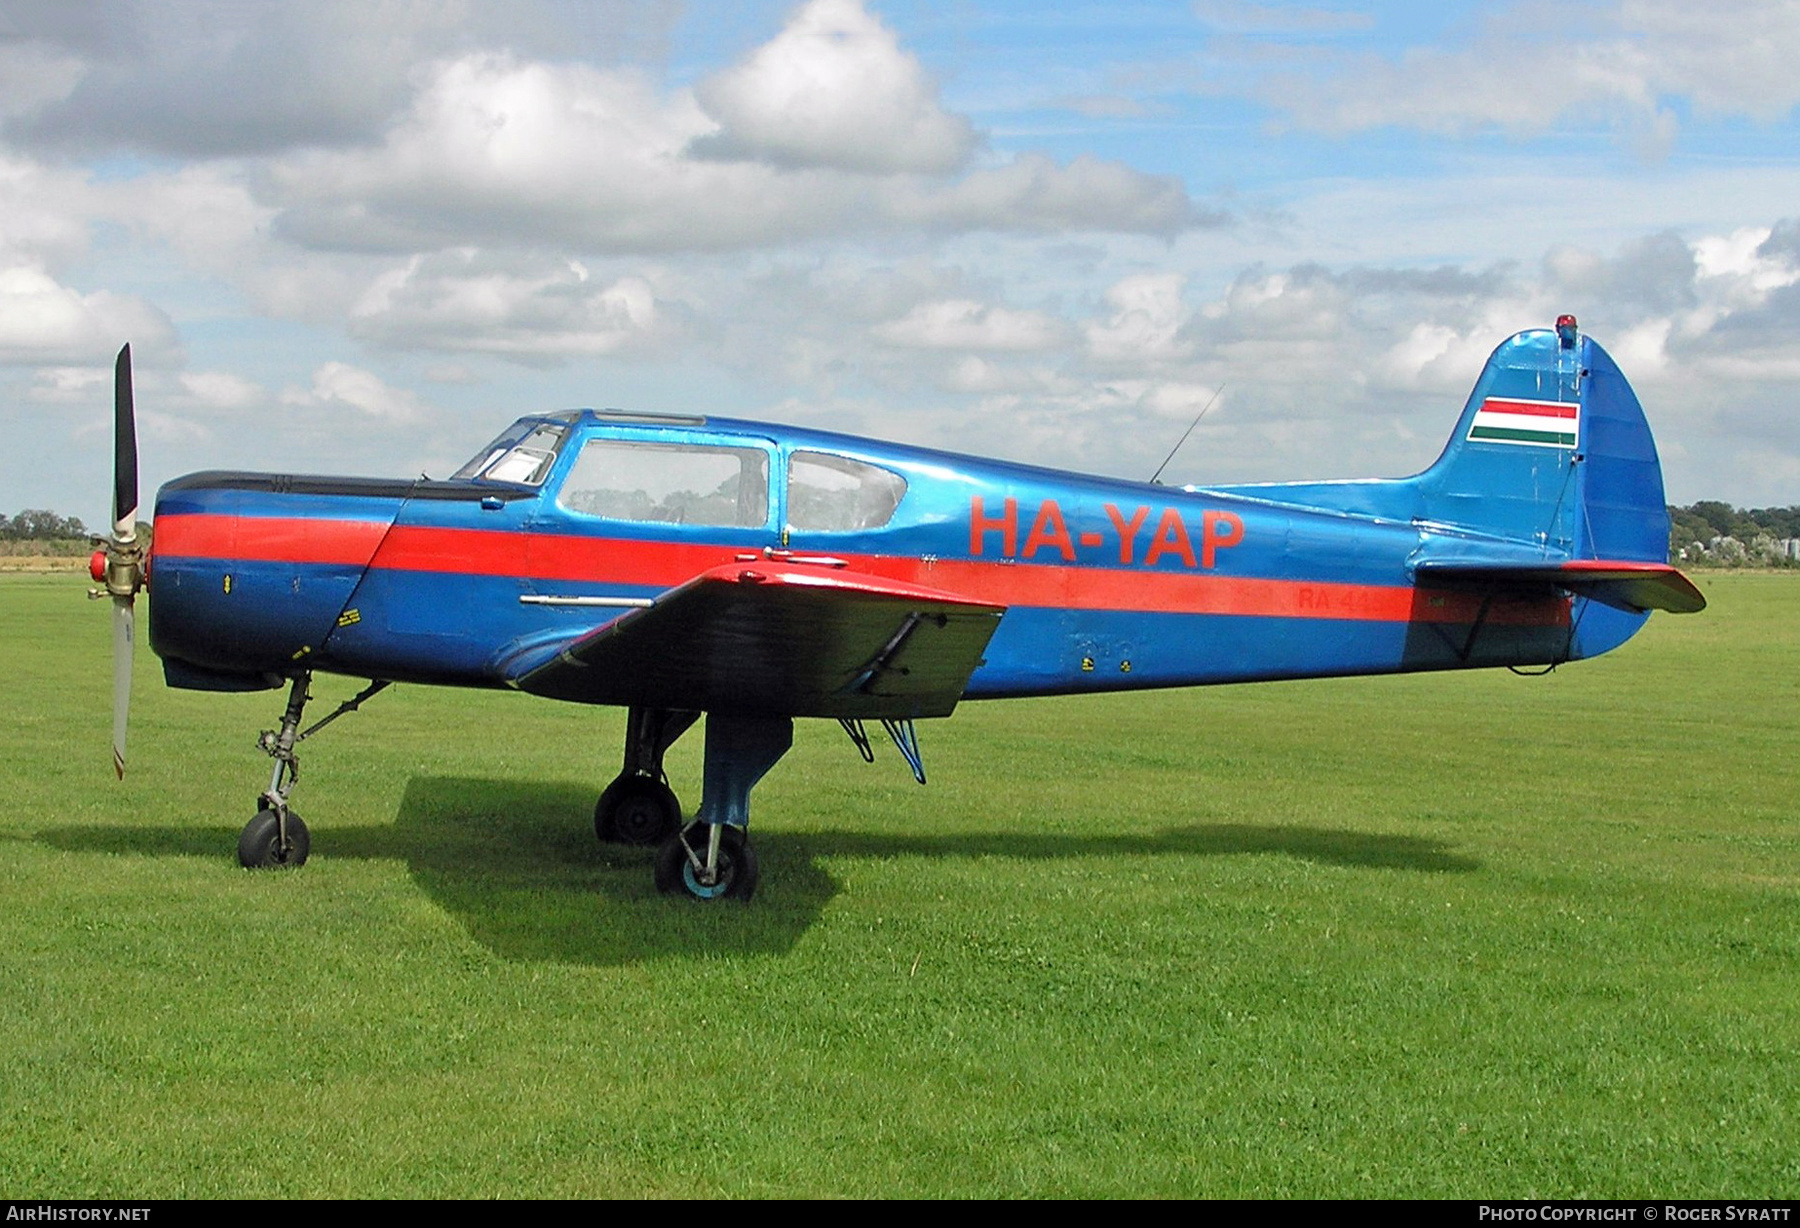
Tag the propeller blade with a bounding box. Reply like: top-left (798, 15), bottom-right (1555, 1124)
top-left (105, 343), bottom-right (143, 779)
top-left (114, 344), bottom-right (138, 543)
top-left (112, 595), bottom-right (133, 779)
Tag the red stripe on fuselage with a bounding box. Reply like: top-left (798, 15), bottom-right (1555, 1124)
top-left (154, 512), bottom-right (390, 565)
top-left (154, 514), bottom-right (1568, 627)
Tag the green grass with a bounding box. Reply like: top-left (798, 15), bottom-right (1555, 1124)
top-left (1, 571), bottom-right (1795, 1197)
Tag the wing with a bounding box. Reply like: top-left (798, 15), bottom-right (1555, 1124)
top-left (506, 562), bottom-right (1005, 719)
top-left (1415, 558), bottom-right (1706, 614)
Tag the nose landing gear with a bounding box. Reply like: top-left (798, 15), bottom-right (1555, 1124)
top-left (236, 673), bottom-right (389, 869)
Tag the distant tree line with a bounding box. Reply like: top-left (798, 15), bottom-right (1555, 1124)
top-left (0, 509), bottom-right (90, 541)
top-left (1670, 502), bottom-right (1800, 568)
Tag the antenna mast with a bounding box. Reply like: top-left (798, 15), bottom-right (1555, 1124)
top-left (1148, 386), bottom-right (1222, 485)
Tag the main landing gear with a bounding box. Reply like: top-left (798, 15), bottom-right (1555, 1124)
top-left (593, 706), bottom-right (697, 846)
top-left (226, 688), bottom-right (814, 902)
top-left (650, 713), bottom-right (791, 903)
top-left (598, 707), bottom-right (792, 901)
top-left (237, 672), bottom-right (388, 869)
top-left (599, 710), bottom-right (925, 901)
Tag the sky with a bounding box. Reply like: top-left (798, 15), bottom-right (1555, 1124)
top-left (2, 0), bottom-right (1798, 524)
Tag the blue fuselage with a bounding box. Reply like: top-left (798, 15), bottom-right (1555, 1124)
top-left (147, 409), bottom-right (1627, 705)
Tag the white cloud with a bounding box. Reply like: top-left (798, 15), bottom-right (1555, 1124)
top-left (177, 370), bottom-right (265, 411)
top-left (873, 298), bottom-right (1066, 351)
top-left (25, 364), bottom-right (110, 404)
top-left (422, 362), bottom-right (480, 384)
top-left (1377, 318), bottom-right (1526, 392)
top-left (1620, 0), bottom-right (1800, 122)
top-left (349, 250), bottom-right (661, 361)
top-left (8, 0), bottom-right (462, 157)
top-left (0, 41), bottom-right (85, 122)
top-left (281, 361), bottom-right (430, 423)
top-left (890, 153), bottom-right (1203, 236)
top-left (0, 263), bottom-right (175, 366)
top-left (1263, 0), bottom-right (1800, 140)
top-left (1086, 273), bottom-right (1191, 364)
top-left (1214, 267), bottom-right (1350, 339)
top-left (267, 41), bottom-right (1200, 255)
top-left (692, 0), bottom-right (977, 174)
top-left (0, 153), bottom-right (98, 267)
top-left (942, 356), bottom-right (1073, 394)
top-left (1694, 226), bottom-right (1799, 293)
top-left (107, 166), bottom-right (277, 278)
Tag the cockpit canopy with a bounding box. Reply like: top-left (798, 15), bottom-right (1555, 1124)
top-left (452, 412), bottom-right (910, 534)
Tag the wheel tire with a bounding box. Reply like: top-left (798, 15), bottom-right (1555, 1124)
top-left (654, 824), bottom-right (758, 901)
top-left (594, 775), bottom-right (682, 846)
top-left (237, 808), bottom-right (310, 869)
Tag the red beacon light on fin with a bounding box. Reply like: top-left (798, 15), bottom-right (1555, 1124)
top-left (1556, 314), bottom-right (1579, 349)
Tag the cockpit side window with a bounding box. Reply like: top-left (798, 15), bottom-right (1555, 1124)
top-left (557, 439), bottom-right (770, 528)
top-left (453, 421), bottom-right (569, 485)
top-left (786, 451), bottom-right (907, 532)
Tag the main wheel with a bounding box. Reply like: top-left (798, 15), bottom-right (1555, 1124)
top-left (238, 808), bottom-right (310, 869)
top-left (594, 774), bottom-right (682, 846)
top-left (654, 823), bottom-right (759, 901)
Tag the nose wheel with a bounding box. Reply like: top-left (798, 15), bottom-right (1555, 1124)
top-left (239, 675), bottom-right (312, 870)
top-left (233, 674), bottom-right (386, 870)
top-left (239, 808), bottom-right (310, 868)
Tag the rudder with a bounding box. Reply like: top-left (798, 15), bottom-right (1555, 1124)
top-left (1418, 320), bottom-right (1672, 566)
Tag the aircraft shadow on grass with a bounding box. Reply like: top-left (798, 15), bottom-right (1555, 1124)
top-left (36, 774), bottom-right (1478, 967)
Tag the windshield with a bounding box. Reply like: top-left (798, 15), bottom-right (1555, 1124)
top-left (451, 419), bottom-right (571, 484)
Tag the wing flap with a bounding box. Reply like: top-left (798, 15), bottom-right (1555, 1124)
top-left (1416, 559), bottom-right (1705, 614)
top-left (512, 562), bottom-right (1005, 718)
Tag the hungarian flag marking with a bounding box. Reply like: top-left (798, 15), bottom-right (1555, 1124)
top-left (1467, 397), bottom-right (1579, 448)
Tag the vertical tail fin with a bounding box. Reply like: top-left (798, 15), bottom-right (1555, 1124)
top-left (1411, 323), bottom-right (1704, 637)
top-left (1417, 322), bottom-right (1670, 565)
top-left (1213, 320), bottom-right (1701, 624)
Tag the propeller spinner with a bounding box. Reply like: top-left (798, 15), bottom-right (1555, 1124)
top-left (91, 344), bottom-right (146, 778)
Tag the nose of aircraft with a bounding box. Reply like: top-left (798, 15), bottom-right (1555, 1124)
top-left (146, 473), bottom-right (400, 688)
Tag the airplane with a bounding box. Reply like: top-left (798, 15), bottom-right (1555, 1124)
top-left (91, 316), bottom-right (1704, 901)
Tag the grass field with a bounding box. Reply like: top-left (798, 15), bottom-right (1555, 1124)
top-left (1, 571), bottom-right (1795, 1197)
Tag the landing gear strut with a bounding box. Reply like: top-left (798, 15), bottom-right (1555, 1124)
top-left (594, 706), bottom-right (697, 845)
top-left (653, 713), bottom-right (791, 902)
top-left (237, 672), bottom-right (389, 869)
top-left (241, 674), bottom-right (312, 868)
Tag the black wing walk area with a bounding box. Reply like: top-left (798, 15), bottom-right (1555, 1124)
top-left (514, 562), bottom-right (1005, 719)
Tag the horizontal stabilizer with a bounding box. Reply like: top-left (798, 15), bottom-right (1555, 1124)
top-left (1415, 559), bottom-right (1706, 615)
top-left (511, 562), bottom-right (1005, 718)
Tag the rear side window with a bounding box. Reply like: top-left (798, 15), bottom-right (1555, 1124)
top-left (558, 439), bottom-right (770, 528)
top-left (787, 452), bottom-right (907, 532)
